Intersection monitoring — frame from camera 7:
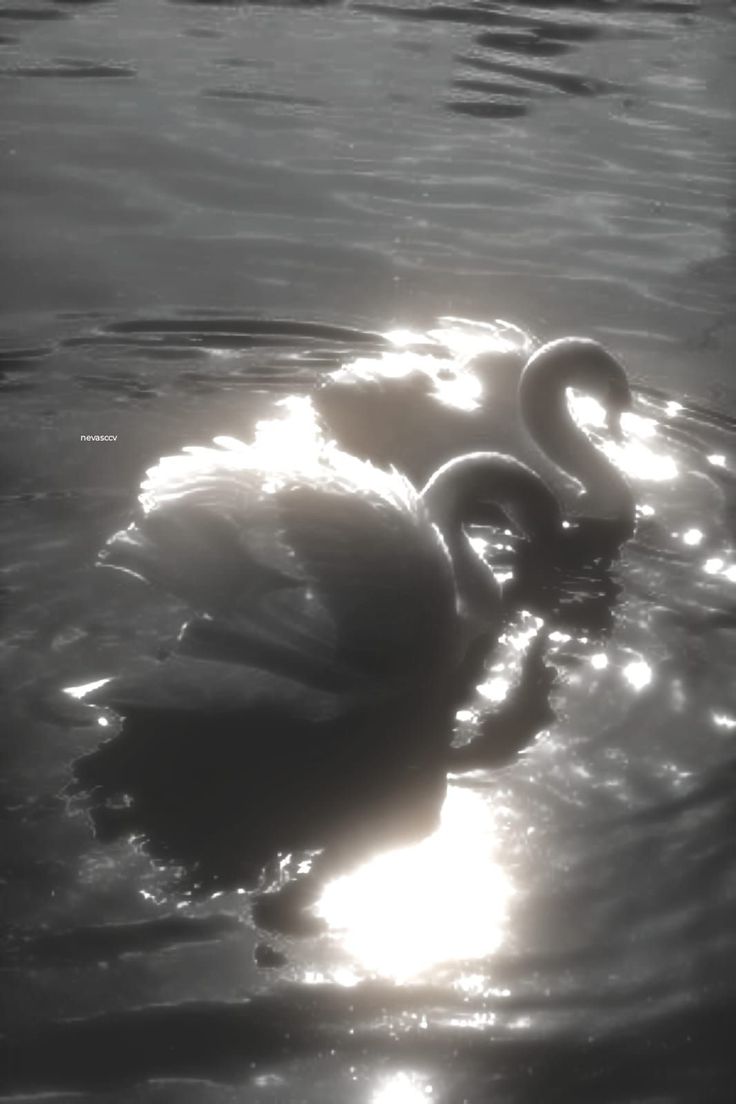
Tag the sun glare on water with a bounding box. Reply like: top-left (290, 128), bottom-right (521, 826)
top-left (314, 786), bottom-right (512, 981)
top-left (569, 394), bottom-right (678, 483)
top-left (370, 1071), bottom-right (434, 1104)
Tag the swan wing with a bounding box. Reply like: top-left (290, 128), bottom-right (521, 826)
top-left (273, 464), bottom-right (458, 684)
top-left (99, 438), bottom-right (349, 679)
top-left (100, 441), bottom-right (304, 615)
top-left (99, 431), bottom-right (458, 696)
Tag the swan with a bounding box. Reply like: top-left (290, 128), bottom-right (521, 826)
top-left (73, 418), bottom-right (562, 890)
top-left (92, 417), bottom-right (563, 716)
top-left (312, 328), bottom-right (636, 544)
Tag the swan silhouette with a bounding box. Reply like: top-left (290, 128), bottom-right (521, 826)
top-left (74, 422), bottom-right (561, 892)
top-left (94, 423), bottom-right (562, 711)
top-left (313, 332), bottom-right (636, 546)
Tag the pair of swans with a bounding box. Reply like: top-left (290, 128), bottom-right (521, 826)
top-left (87, 332), bottom-right (634, 736)
top-left (77, 332), bottom-right (634, 890)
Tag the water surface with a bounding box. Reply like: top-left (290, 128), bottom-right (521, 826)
top-left (1, 1), bottom-right (735, 1101)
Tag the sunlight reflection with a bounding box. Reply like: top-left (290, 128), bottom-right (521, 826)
top-left (426, 315), bottom-right (531, 360)
top-left (315, 787), bottom-right (512, 981)
top-left (621, 412), bottom-right (658, 438)
top-left (253, 1073), bottom-right (286, 1089)
top-left (468, 534), bottom-right (490, 557)
top-left (385, 316), bottom-right (527, 359)
top-left (499, 614), bottom-right (544, 652)
top-left (712, 712), bottom-right (736, 731)
top-left (477, 676), bottom-right (511, 703)
top-left (622, 660), bottom-right (653, 691)
top-left (703, 555), bottom-right (736, 583)
top-left (604, 435), bottom-right (678, 482)
top-left (384, 328), bottom-right (427, 348)
top-left (590, 653), bottom-right (609, 670)
top-left (344, 349), bottom-right (445, 382)
top-left (63, 677), bottom-right (112, 700)
top-left (371, 1071), bottom-right (433, 1104)
top-left (338, 348), bottom-right (484, 413)
top-left (707, 454), bottom-right (727, 468)
top-left (302, 967), bottom-right (361, 988)
top-left (146, 398), bottom-right (421, 518)
top-left (569, 393), bottom-right (607, 429)
top-left (569, 395), bottom-right (678, 482)
top-left (681, 528), bottom-right (704, 546)
top-left (454, 973), bottom-right (487, 997)
top-left (432, 368), bottom-right (483, 413)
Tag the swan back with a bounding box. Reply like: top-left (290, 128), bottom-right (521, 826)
top-left (315, 341), bottom-right (535, 483)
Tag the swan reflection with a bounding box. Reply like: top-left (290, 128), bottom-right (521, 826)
top-left (314, 786), bottom-right (512, 981)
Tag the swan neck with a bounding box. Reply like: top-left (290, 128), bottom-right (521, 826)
top-left (421, 459), bottom-right (515, 622)
top-left (519, 341), bottom-right (634, 522)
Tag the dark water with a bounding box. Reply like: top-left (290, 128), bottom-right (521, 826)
top-left (1, 1), bottom-right (736, 1101)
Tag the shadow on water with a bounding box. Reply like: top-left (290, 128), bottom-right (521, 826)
top-left (68, 628), bottom-right (556, 915)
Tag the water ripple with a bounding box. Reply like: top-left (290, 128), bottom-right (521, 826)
top-left (4, 57), bottom-right (136, 79)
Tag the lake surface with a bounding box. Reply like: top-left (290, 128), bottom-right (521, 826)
top-left (1, 1), bottom-right (735, 1101)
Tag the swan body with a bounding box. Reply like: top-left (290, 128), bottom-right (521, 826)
top-left (95, 418), bottom-right (561, 717)
top-left (92, 390), bottom-right (562, 697)
top-left (313, 327), bottom-right (636, 541)
top-left (76, 410), bottom-right (566, 891)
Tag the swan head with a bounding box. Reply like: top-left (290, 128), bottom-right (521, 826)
top-left (420, 451), bottom-right (564, 628)
top-left (524, 336), bottom-right (632, 440)
top-left (421, 452), bottom-right (562, 545)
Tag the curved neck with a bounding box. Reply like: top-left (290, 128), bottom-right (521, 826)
top-left (421, 469), bottom-right (497, 623)
top-left (519, 338), bottom-right (634, 525)
top-left (421, 452), bottom-right (562, 620)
